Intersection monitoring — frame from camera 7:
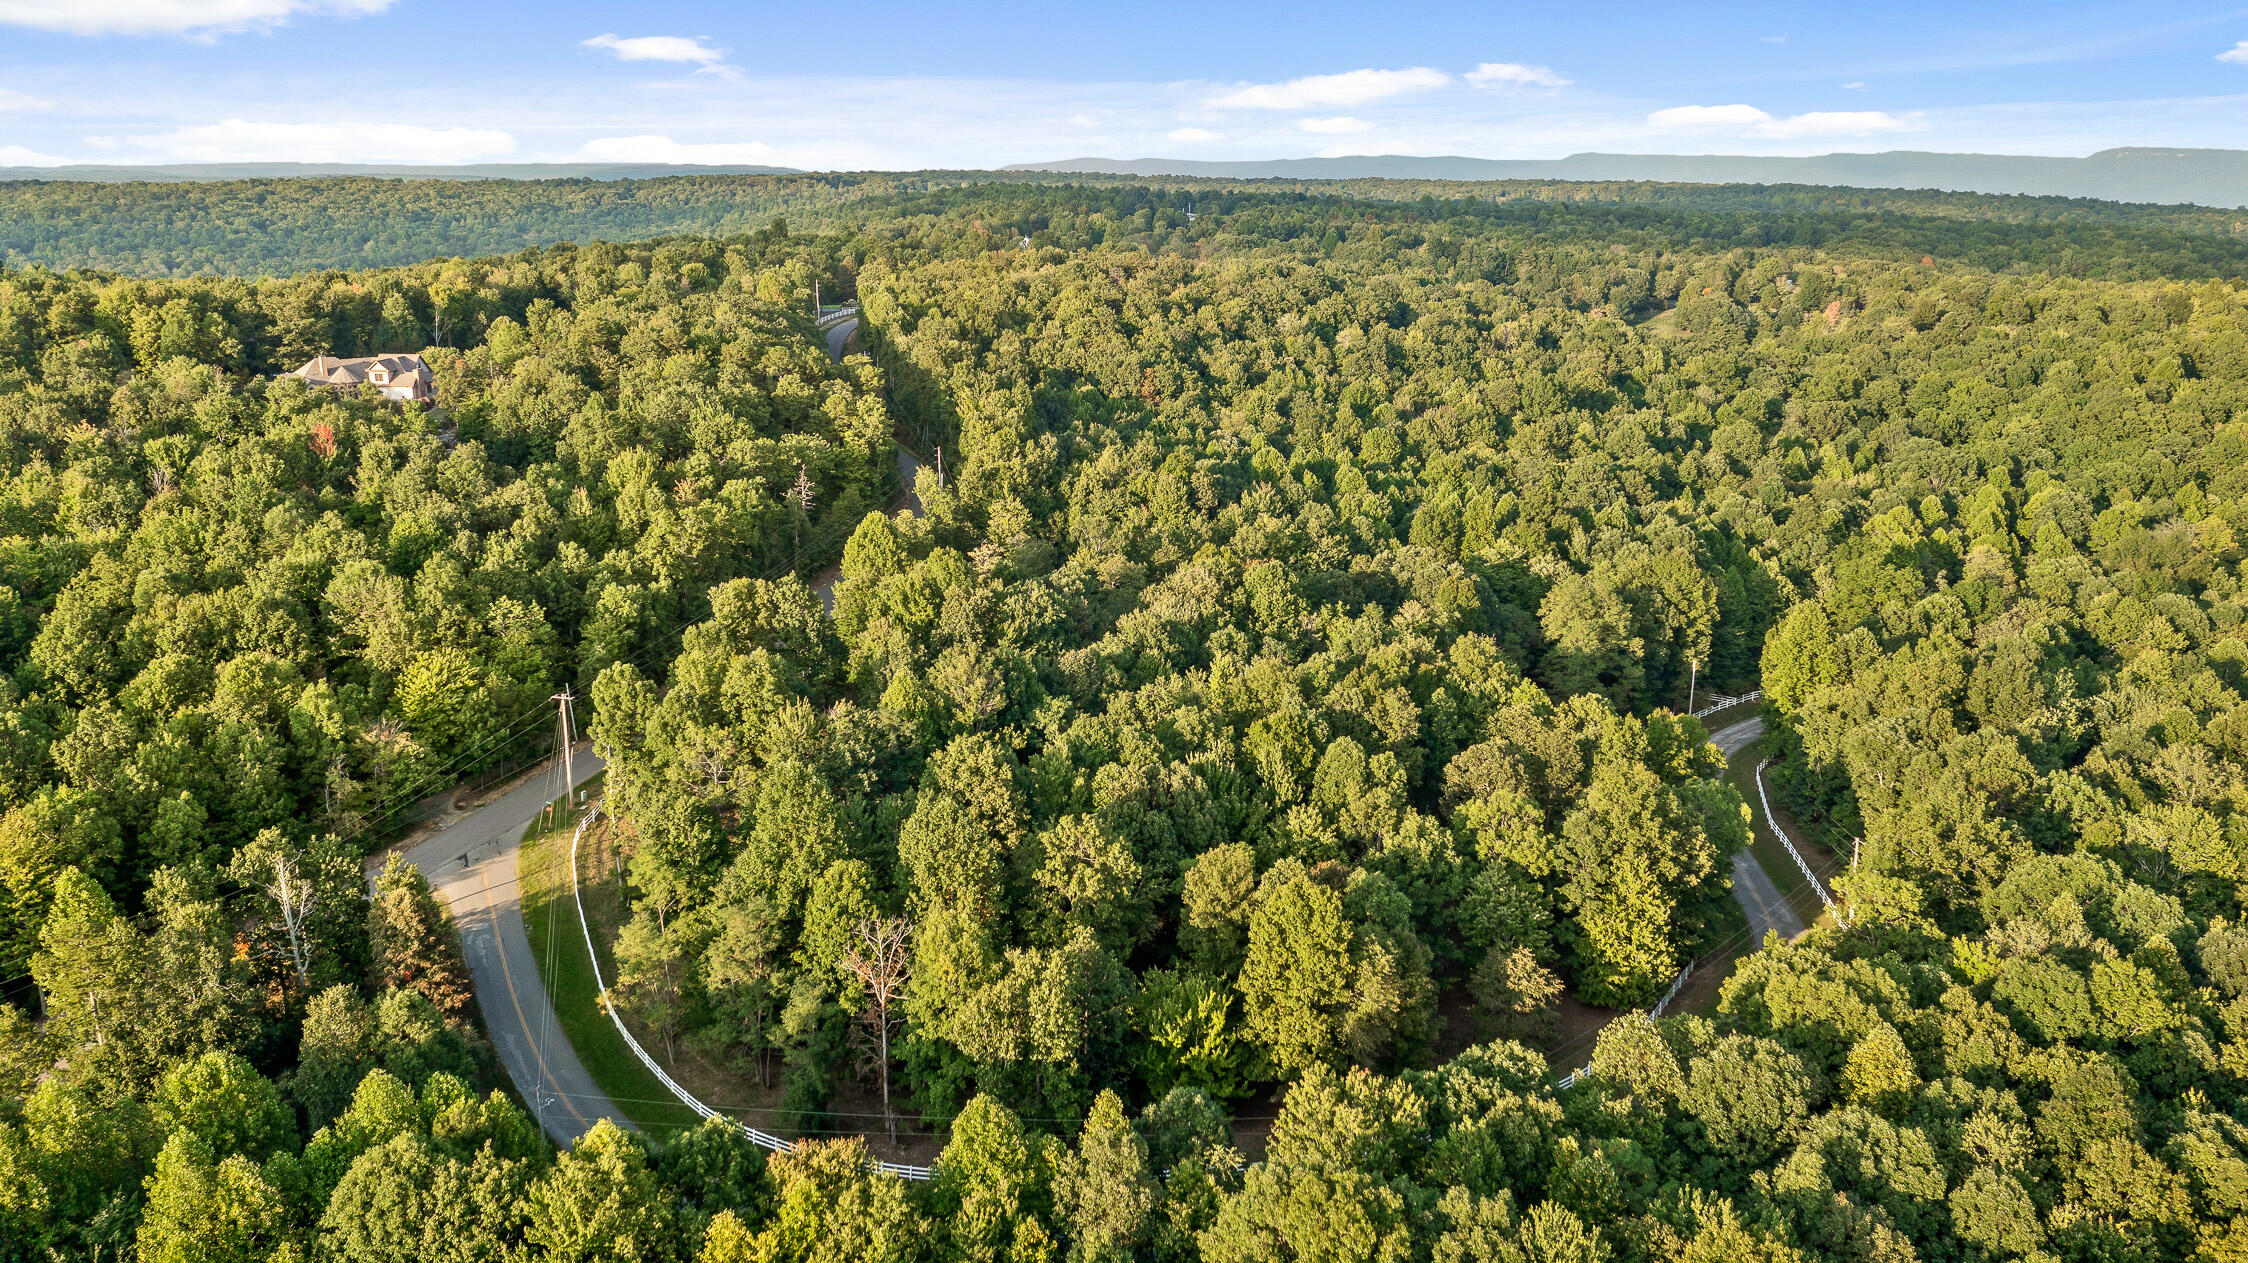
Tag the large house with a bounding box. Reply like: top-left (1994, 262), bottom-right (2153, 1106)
top-left (289, 353), bottom-right (436, 404)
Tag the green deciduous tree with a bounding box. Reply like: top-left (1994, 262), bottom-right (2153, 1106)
top-left (152, 1052), bottom-right (295, 1164)
top-left (134, 1132), bottom-right (296, 1263)
top-left (521, 1119), bottom-right (679, 1263)
top-left (749, 1137), bottom-right (926, 1263)
top-left (368, 856), bottom-right (471, 1017)
top-left (1238, 863), bottom-right (1353, 1075)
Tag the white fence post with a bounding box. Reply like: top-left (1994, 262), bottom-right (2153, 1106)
top-left (571, 719), bottom-right (1780, 1167)
top-left (1690, 687), bottom-right (1761, 720)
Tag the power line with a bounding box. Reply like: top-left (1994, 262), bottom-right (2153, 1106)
top-left (332, 459), bottom-right (895, 857)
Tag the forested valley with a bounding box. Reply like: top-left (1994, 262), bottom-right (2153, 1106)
top-left (1, 176), bottom-right (2247, 1262)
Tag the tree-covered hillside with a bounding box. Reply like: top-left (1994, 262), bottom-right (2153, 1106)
top-left (0, 224), bottom-right (891, 973)
top-left (6, 168), bottom-right (2248, 278)
top-left (3, 180), bottom-right (2248, 1261)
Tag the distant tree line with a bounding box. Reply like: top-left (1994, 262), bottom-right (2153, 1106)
top-left (6, 168), bottom-right (2248, 278)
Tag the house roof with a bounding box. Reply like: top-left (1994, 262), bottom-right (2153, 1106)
top-left (289, 352), bottom-right (432, 388)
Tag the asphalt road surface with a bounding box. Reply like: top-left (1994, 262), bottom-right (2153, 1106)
top-left (1706, 715), bottom-right (1807, 944)
top-left (396, 747), bottom-right (624, 1145)
top-left (824, 313), bottom-right (857, 360)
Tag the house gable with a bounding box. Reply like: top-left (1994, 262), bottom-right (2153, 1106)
top-left (287, 352), bottom-right (435, 403)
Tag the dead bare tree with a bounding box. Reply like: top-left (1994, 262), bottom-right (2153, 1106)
top-left (230, 835), bottom-right (323, 989)
top-left (264, 850), bottom-right (320, 987)
top-left (838, 915), bottom-right (913, 1148)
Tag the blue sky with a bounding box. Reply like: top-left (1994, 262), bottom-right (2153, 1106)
top-left (1, 1), bottom-right (2246, 167)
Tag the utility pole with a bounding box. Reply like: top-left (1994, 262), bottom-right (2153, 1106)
top-left (933, 446), bottom-right (944, 489)
top-left (1687, 659), bottom-right (1698, 715)
top-left (814, 278), bottom-right (822, 316)
top-left (552, 685), bottom-right (577, 805)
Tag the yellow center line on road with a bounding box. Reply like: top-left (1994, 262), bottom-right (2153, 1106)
top-left (477, 858), bottom-right (592, 1135)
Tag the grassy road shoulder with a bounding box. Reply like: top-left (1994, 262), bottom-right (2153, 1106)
top-left (516, 788), bottom-right (705, 1138)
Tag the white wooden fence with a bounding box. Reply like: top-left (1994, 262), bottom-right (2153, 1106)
top-left (1690, 687), bottom-right (1761, 719)
top-left (1552, 956), bottom-right (1696, 1090)
top-left (1752, 756), bottom-right (1845, 924)
top-left (568, 717), bottom-right (1797, 1175)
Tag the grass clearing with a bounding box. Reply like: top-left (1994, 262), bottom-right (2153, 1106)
top-left (516, 783), bottom-right (706, 1138)
top-left (1637, 306), bottom-right (1685, 337)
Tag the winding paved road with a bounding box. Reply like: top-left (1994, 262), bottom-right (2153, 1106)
top-left (823, 311), bottom-right (857, 360)
top-left (1706, 715), bottom-right (1807, 944)
top-left (823, 313), bottom-right (925, 511)
top-left (399, 308), bottom-right (921, 1145)
top-left (396, 748), bottom-right (621, 1145)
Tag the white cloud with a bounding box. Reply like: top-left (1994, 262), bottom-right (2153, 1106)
top-left (1647, 103), bottom-right (1922, 138)
top-left (1761, 34), bottom-right (1788, 43)
top-left (2218, 40), bottom-right (2248, 65)
top-left (130, 118), bottom-right (516, 162)
top-left (0, 87), bottom-right (53, 112)
top-left (1647, 103), bottom-right (1775, 130)
top-left (1299, 115), bottom-right (1373, 134)
top-left (1165, 127), bottom-right (1223, 144)
top-left (581, 33), bottom-right (727, 66)
top-left (16, 54), bottom-right (2228, 172)
top-left (1207, 66), bottom-right (1449, 110)
top-left (1842, 81), bottom-right (1868, 90)
top-left (1758, 110), bottom-right (1919, 138)
top-left (0, 0), bottom-right (388, 36)
top-left (573, 135), bottom-right (786, 165)
top-left (1465, 61), bottom-right (1570, 89)
top-left (0, 145), bottom-right (64, 164)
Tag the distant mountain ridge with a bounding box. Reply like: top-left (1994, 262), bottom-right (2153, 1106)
top-left (1005, 148), bottom-right (2248, 209)
top-left (12, 149), bottom-right (2248, 208)
top-left (0, 161), bottom-right (799, 183)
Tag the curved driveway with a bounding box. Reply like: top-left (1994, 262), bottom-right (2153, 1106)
top-left (823, 313), bottom-right (857, 360)
top-left (825, 313), bottom-right (926, 511)
top-left (413, 305), bottom-right (1801, 1145)
top-left (427, 562), bottom-right (1790, 1144)
top-left (1706, 715), bottom-right (1808, 944)
top-left (813, 314), bottom-right (924, 608)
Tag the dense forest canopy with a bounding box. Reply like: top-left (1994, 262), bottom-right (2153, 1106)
top-left (1, 178), bottom-right (2247, 1261)
top-left (5, 169), bottom-right (2248, 277)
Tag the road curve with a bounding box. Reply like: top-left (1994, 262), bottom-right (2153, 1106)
top-left (407, 311), bottom-right (919, 1145)
top-left (823, 315), bottom-right (925, 512)
top-left (1705, 715), bottom-right (1808, 945)
top-left (824, 314), bottom-right (857, 361)
top-left (1710, 714), bottom-right (1763, 758)
top-left (397, 748), bottom-right (624, 1145)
